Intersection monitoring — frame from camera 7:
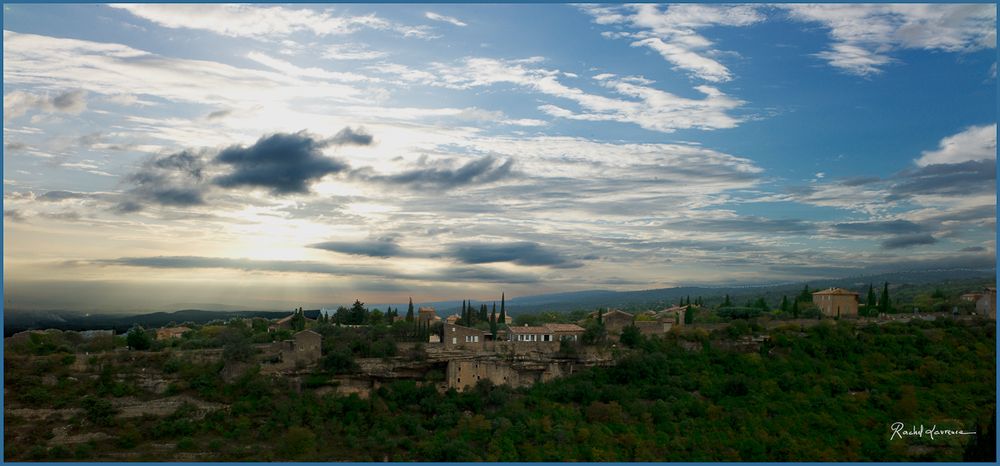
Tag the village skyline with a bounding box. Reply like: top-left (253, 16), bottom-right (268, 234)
top-left (3, 4), bottom-right (996, 311)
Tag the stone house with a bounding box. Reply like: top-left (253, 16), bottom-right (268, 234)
top-left (443, 323), bottom-right (487, 351)
top-left (596, 309), bottom-right (635, 335)
top-left (262, 329), bottom-right (322, 370)
top-left (812, 288), bottom-right (859, 318)
top-left (508, 323), bottom-right (584, 344)
top-left (976, 287), bottom-right (996, 319)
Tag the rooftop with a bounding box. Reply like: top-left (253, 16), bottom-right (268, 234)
top-left (812, 288), bottom-right (860, 296)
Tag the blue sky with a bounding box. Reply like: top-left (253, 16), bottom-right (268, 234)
top-left (2, 4), bottom-right (996, 311)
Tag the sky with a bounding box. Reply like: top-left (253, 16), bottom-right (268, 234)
top-left (2, 3), bottom-right (996, 312)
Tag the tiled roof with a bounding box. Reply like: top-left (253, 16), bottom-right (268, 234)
top-left (543, 323), bottom-right (585, 332)
top-left (812, 287), bottom-right (859, 295)
top-left (508, 326), bottom-right (550, 333)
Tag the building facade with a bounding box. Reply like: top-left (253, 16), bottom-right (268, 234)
top-left (443, 323), bottom-right (487, 351)
top-left (812, 288), bottom-right (859, 318)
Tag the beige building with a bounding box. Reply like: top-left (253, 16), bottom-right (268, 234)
top-left (443, 323), bottom-right (487, 351)
top-left (508, 323), bottom-right (584, 344)
top-left (155, 326), bottom-right (190, 340)
top-left (417, 306), bottom-right (441, 325)
top-left (812, 288), bottom-right (859, 318)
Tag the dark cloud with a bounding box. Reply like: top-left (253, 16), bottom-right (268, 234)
top-left (447, 241), bottom-right (582, 268)
top-left (92, 255), bottom-right (538, 284)
top-left (51, 90), bottom-right (87, 111)
top-left (888, 160), bottom-right (996, 200)
top-left (116, 150), bottom-right (208, 212)
top-left (681, 216), bottom-right (814, 235)
top-left (960, 246), bottom-right (986, 252)
top-left (37, 190), bottom-right (90, 202)
top-left (310, 238), bottom-right (402, 258)
top-left (214, 131), bottom-right (349, 195)
top-left (833, 219), bottom-right (926, 236)
top-left (5, 141), bottom-right (27, 151)
top-left (206, 109), bottom-right (233, 120)
top-left (326, 126), bottom-right (373, 146)
top-left (4, 209), bottom-right (25, 221)
top-left (881, 234), bottom-right (937, 250)
top-left (357, 156), bottom-right (513, 190)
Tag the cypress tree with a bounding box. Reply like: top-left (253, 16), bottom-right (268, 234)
top-left (722, 294), bottom-right (732, 307)
top-left (499, 293), bottom-right (506, 325)
top-left (406, 298), bottom-right (414, 322)
top-left (879, 282), bottom-right (891, 314)
top-left (683, 306), bottom-right (692, 324)
top-left (780, 295), bottom-right (789, 313)
top-left (491, 302), bottom-right (497, 324)
top-left (792, 299), bottom-right (800, 318)
top-left (866, 284), bottom-right (877, 315)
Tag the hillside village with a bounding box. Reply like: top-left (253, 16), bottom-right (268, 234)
top-left (4, 282), bottom-right (996, 461)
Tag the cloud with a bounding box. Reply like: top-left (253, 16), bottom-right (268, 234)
top-left (206, 109), bottom-right (233, 120)
top-left (214, 131), bottom-right (352, 195)
top-left (431, 57), bottom-right (744, 133)
top-left (4, 209), bottom-right (25, 221)
top-left (4, 89), bottom-right (87, 121)
top-left (323, 43), bottom-right (387, 61)
top-left (888, 159), bottom-right (996, 201)
top-left (110, 4), bottom-right (434, 39)
top-left (915, 123), bottom-right (996, 166)
top-left (581, 4), bottom-right (765, 82)
top-left (92, 255), bottom-right (539, 284)
top-left (37, 190), bottom-right (91, 202)
top-left (425, 12), bottom-right (467, 27)
top-left (783, 4), bottom-right (996, 76)
top-left (881, 233), bottom-right (937, 249)
top-left (310, 238), bottom-right (402, 258)
top-left (327, 126), bottom-right (373, 146)
top-left (356, 155), bottom-right (513, 190)
top-left (447, 241), bottom-right (583, 268)
top-left (3, 30), bottom-right (367, 117)
top-left (833, 219), bottom-right (926, 236)
top-left (961, 246), bottom-right (986, 252)
top-left (117, 150), bottom-right (208, 212)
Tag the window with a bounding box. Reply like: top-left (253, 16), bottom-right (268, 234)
top-left (452, 327), bottom-right (456, 332)
top-left (452, 337), bottom-right (457, 344)
top-left (473, 336), bottom-right (479, 343)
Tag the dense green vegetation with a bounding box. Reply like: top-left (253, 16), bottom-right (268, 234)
top-left (6, 317), bottom-right (994, 461)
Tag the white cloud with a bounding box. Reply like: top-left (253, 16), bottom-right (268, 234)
top-left (581, 4), bottom-right (765, 82)
top-left (425, 12), bottom-right (467, 27)
top-left (246, 52), bottom-right (376, 83)
top-left (430, 57), bottom-right (744, 133)
top-left (916, 124), bottom-right (997, 166)
top-left (3, 31), bottom-right (368, 110)
top-left (323, 43), bottom-right (388, 61)
top-left (784, 4), bottom-right (996, 76)
top-left (109, 4), bottom-right (434, 39)
top-left (4, 89), bottom-right (87, 121)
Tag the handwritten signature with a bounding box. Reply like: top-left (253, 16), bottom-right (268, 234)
top-left (890, 422), bottom-right (976, 441)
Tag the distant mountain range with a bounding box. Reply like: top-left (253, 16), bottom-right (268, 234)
top-left (3, 309), bottom-right (321, 337)
top-left (5, 268), bottom-right (993, 336)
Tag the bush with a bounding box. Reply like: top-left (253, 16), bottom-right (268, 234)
top-left (277, 426), bottom-right (316, 457)
top-left (81, 396), bottom-right (118, 427)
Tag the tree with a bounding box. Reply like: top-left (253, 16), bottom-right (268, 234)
top-left (620, 325), bottom-right (641, 348)
top-left (683, 306), bottom-right (693, 325)
top-left (406, 298), bottom-right (415, 322)
top-left (221, 328), bottom-right (254, 363)
top-left (291, 307), bottom-right (306, 331)
top-left (792, 299), bottom-right (800, 318)
top-left (499, 293), bottom-right (506, 325)
top-left (878, 282), bottom-right (891, 314)
top-left (865, 284), bottom-right (877, 316)
top-left (349, 300), bottom-right (367, 325)
top-left (797, 284), bottom-right (811, 303)
top-left (722, 294), bottom-right (732, 307)
top-left (597, 308), bottom-right (604, 325)
top-left (963, 412), bottom-right (996, 462)
top-left (126, 326), bottom-right (151, 351)
top-left (480, 304), bottom-right (488, 322)
top-left (780, 295), bottom-right (789, 313)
